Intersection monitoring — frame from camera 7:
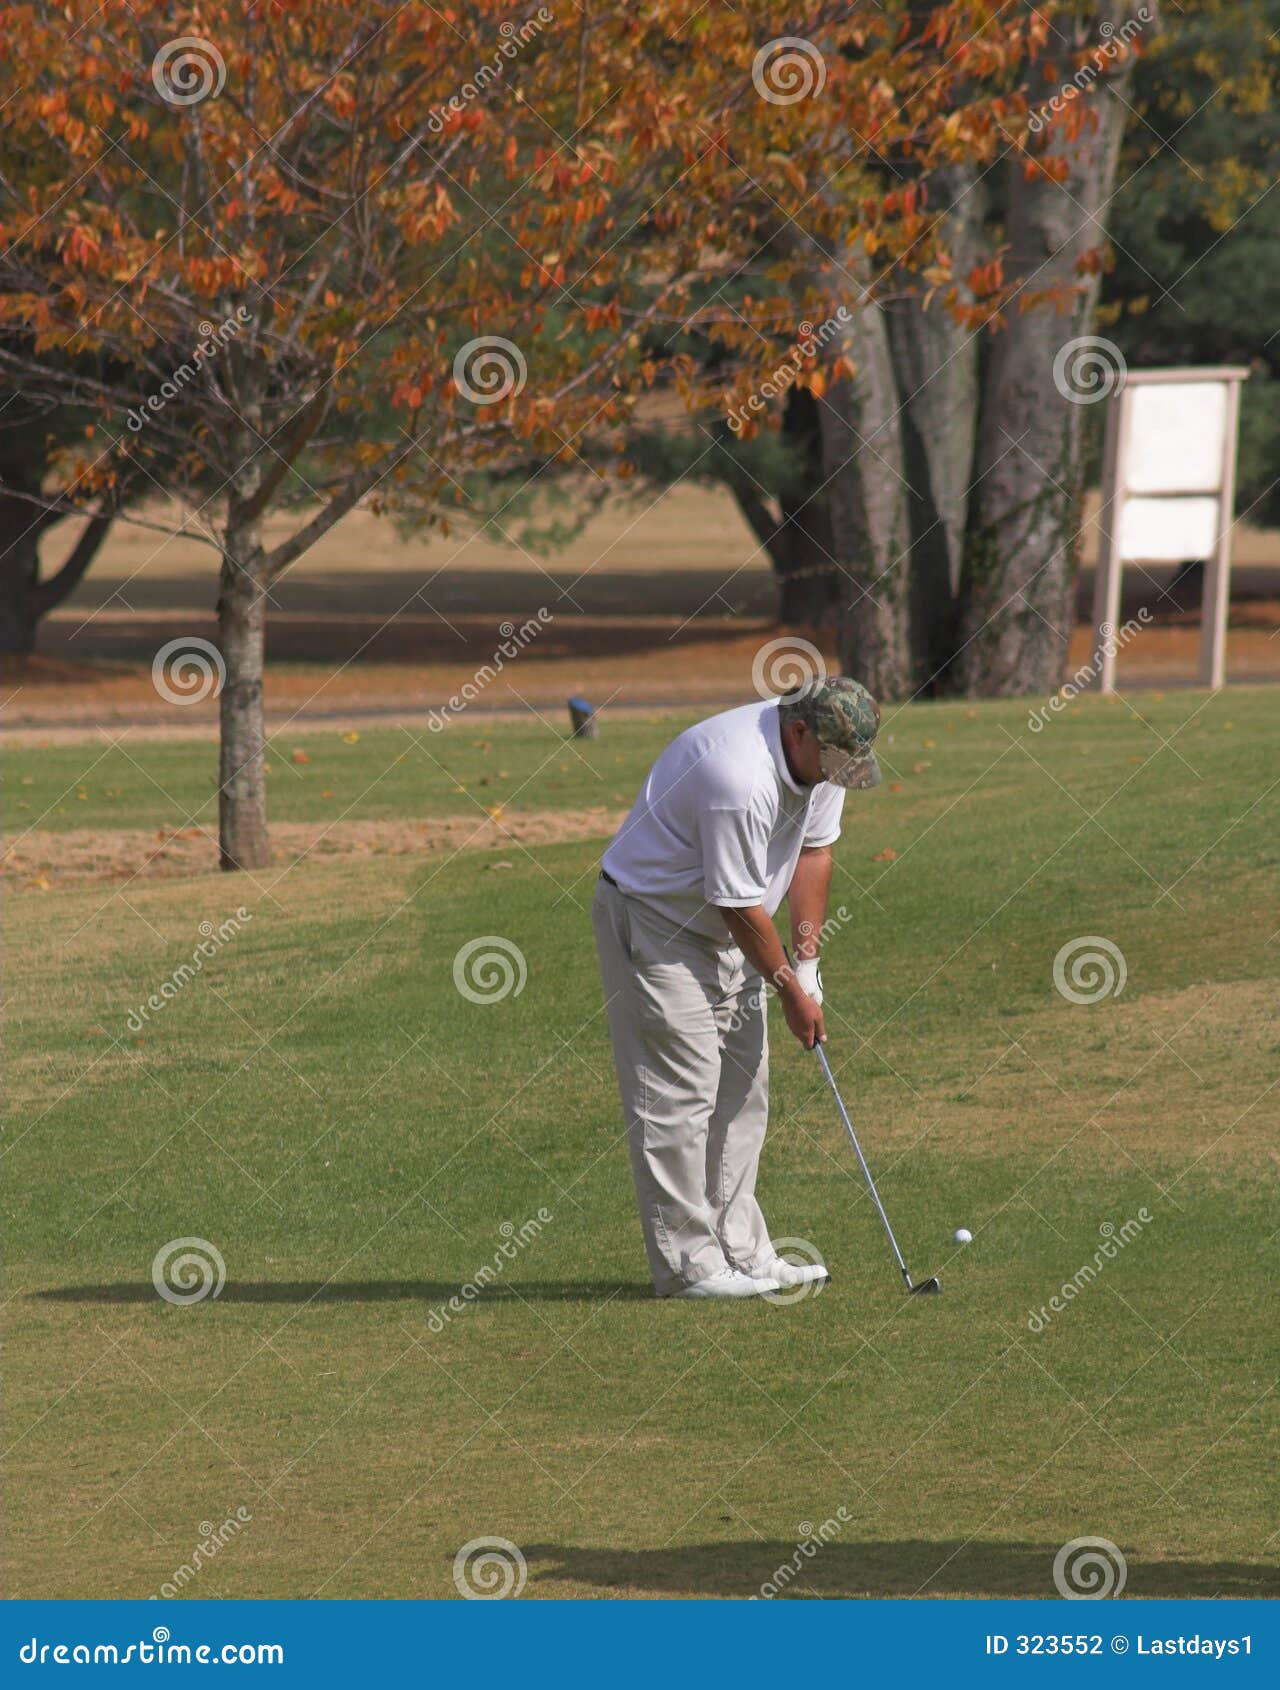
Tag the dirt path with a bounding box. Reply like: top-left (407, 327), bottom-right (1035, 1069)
top-left (3, 807), bottom-right (627, 891)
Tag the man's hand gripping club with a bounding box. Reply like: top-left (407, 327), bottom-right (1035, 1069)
top-left (719, 904), bottom-right (825, 1049)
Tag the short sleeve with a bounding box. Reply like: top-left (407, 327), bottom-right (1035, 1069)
top-left (804, 784), bottom-right (845, 847)
top-left (699, 793), bottom-right (771, 908)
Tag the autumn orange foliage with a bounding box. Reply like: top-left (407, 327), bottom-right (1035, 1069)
top-left (0, 0), bottom-right (1050, 862)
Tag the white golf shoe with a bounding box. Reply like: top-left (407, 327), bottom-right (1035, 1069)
top-left (750, 1258), bottom-right (830, 1289)
top-left (666, 1268), bottom-right (780, 1300)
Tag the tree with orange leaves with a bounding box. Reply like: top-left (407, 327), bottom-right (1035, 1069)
top-left (0, 1), bottom-right (1039, 866)
top-left (612, 4), bottom-right (1161, 699)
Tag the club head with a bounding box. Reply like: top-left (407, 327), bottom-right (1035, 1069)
top-left (908, 1276), bottom-right (942, 1295)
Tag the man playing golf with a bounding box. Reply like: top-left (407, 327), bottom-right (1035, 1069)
top-left (593, 677), bottom-right (881, 1300)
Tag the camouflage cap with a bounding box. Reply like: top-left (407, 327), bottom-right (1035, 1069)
top-left (780, 676), bottom-right (881, 789)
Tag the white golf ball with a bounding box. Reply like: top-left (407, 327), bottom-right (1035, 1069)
top-left (953, 1228), bottom-right (972, 1245)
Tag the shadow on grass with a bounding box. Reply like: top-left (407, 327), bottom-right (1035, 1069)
top-left (519, 1541), bottom-right (1280, 1599)
top-left (35, 1279), bottom-right (655, 1305)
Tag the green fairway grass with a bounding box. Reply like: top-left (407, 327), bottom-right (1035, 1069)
top-left (4, 688), bottom-right (1278, 1599)
top-left (6, 715), bottom-right (679, 835)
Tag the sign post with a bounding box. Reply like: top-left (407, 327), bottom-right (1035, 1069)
top-left (1092, 366), bottom-right (1248, 692)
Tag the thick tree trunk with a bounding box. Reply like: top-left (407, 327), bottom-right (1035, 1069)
top-left (776, 388), bottom-right (840, 626)
top-left (953, 11), bottom-right (1140, 695)
top-left (886, 164), bottom-right (987, 688)
top-left (217, 522), bottom-right (270, 871)
top-left (31, 507), bottom-right (115, 620)
top-left (0, 481), bottom-right (115, 656)
top-left (823, 293), bottom-right (914, 699)
top-left (726, 391), bottom-right (841, 626)
top-left (741, 19), bottom-right (1141, 700)
top-left (0, 491), bottom-right (44, 654)
top-left (777, 555), bottom-right (841, 627)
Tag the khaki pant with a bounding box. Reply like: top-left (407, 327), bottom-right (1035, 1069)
top-left (592, 877), bottom-right (775, 1294)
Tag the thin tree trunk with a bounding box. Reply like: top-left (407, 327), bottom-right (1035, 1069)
top-left (217, 519), bottom-right (270, 871)
top-left (954, 9), bottom-right (1141, 695)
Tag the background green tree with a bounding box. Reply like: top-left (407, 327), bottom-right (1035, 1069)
top-left (1102, 0), bottom-right (1280, 525)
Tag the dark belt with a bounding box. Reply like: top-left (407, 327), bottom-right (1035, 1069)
top-left (600, 868), bottom-right (619, 888)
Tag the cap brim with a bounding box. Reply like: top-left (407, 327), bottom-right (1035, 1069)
top-left (819, 746), bottom-right (881, 790)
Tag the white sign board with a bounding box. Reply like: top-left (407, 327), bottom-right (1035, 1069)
top-left (1093, 367), bottom-right (1247, 691)
top-left (1125, 383), bottom-right (1227, 494)
top-left (1118, 496), bottom-right (1220, 563)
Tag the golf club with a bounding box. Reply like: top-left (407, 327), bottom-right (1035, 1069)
top-left (812, 1040), bottom-right (941, 1296)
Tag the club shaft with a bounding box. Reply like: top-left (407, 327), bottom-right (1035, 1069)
top-left (813, 1041), bottom-right (910, 1279)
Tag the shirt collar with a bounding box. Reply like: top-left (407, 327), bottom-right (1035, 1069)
top-left (764, 701), bottom-right (804, 796)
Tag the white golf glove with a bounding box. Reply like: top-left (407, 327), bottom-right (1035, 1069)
top-left (795, 956), bottom-right (823, 1005)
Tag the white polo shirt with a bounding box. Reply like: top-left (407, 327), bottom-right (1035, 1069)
top-left (602, 700), bottom-right (844, 942)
